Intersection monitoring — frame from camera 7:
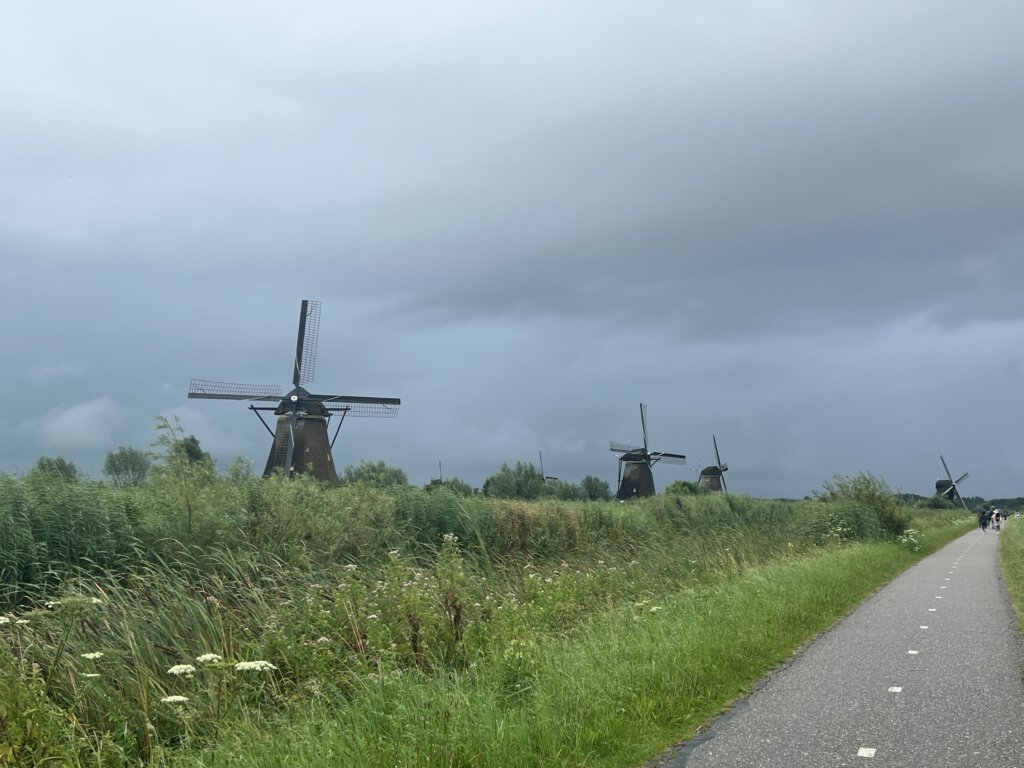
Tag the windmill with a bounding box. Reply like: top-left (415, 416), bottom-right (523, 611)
top-left (935, 455), bottom-right (968, 510)
top-left (697, 435), bottom-right (729, 492)
top-left (539, 451), bottom-right (558, 482)
top-left (187, 300), bottom-right (400, 480)
top-left (609, 403), bottom-right (686, 499)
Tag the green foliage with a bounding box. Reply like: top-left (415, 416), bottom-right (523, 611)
top-left (151, 416), bottom-right (217, 534)
top-left (538, 479), bottom-right (583, 501)
top-left (342, 460), bottom-right (408, 488)
top-left (0, 646), bottom-right (81, 766)
top-left (31, 456), bottom-right (81, 483)
top-left (103, 446), bottom-right (152, 487)
top-left (0, 468), bottom-right (968, 766)
top-left (483, 462), bottom-right (544, 500)
top-left (813, 472), bottom-right (911, 536)
top-left (920, 494), bottom-right (956, 509)
top-left (1001, 518), bottom-right (1024, 631)
top-left (226, 456), bottom-right (254, 482)
top-left (442, 476), bottom-right (474, 496)
top-left (580, 475), bottom-right (612, 501)
top-left (664, 479), bottom-right (704, 496)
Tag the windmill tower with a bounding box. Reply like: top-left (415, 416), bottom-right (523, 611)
top-left (609, 403), bottom-right (686, 499)
top-left (187, 300), bottom-right (400, 480)
top-left (697, 435), bottom-right (729, 492)
top-left (935, 455), bottom-right (969, 509)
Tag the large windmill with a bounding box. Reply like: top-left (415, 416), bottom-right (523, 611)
top-left (187, 300), bottom-right (400, 480)
top-left (697, 435), bottom-right (729, 492)
top-left (935, 455), bottom-right (968, 510)
top-left (610, 403), bottom-right (686, 499)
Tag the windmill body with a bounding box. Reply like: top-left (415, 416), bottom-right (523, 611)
top-left (697, 435), bottom-right (729, 492)
top-left (610, 403), bottom-right (685, 500)
top-left (188, 300), bottom-right (400, 481)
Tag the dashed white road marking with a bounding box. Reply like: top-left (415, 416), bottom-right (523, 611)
top-left (858, 747), bottom-right (877, 758)
top-left (888, 686), bottom-right (902, 692)
top-left (940, 586), bottom-right (948, 589)
top-left (945, 578), bottom-right (951, 581)
top-left (928, 608), bottom-right (937, 612)
top-left (920, 625), bottom-right (929, 629)
top-left (908, 650), bottom-right (919, 655)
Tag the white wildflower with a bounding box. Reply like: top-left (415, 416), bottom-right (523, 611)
top-left (649, 606), bottom-right (663, 613)
top-left (45, 600), bottom-right (60, 609)
top-left (234, 660), bottom-right (277, 672)
top-left (15, 619), bottom-right (29, 625)
top-left (367, 614), bottom-right (378, 621)
top-left (167, 664), bottom-right (196, 677)
top-left (442, 532), bottom-right (458, 544)
top-left (161, 695), bottom-right (189, 704)
top-left (195, 654), bottom-right (222, 665)
top-left (81, 652), bottom-right (104, 660)
top-left (344, 564), bottom-right (358, 572)
top-left (82, 673), bottom-right (101, 679)
top-left (90, 597), bottom-right (103, 605)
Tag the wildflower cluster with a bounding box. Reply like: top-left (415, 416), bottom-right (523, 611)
top-left (897, 528), bottom-right (922, 552)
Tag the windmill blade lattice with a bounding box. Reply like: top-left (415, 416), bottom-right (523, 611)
top-left (293, 300), bottom-right (321, 386)
top-left (188, 379), bottom-right (281, 400)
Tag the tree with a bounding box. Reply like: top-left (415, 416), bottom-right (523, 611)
top-left (482, 462), bottom-right (544, 500)
top-left (152, 416), bottom-right (215, 533)
top-left (580, 475), bottom-right (612, 501)
top-left (103, 446), bottom-right (151, 487)
top-left (342, 460), bottom-right (409, 488)
top-left (226, 456), bottom-right (254, 483)
top-left (32, 456), bottom-right (80, 482)
top-left (425, 476), bottom-right (474, 496)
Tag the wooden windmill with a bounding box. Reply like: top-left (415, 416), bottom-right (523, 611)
top-left (187, 300), bottom-right (400, 480)
top-left (935, 455), bottom-right (968, 510)
top-left (697, 435), bottom-right (729, 492)
top-left (609, 403), bottom-right (685, 499)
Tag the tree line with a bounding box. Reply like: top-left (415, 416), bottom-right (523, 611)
top-left (23, 417), bottom-right (614, 501)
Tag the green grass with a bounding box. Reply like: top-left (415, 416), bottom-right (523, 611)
top-left (163, 525), bottom-right (967, 768)
top-left (0, 471), bottom-right (972, 767)
top-left (1000, 516), bottom-right (1024, 631)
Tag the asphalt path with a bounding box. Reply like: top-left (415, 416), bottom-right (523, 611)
top-left (665, 523), bottom-right (1024, 768)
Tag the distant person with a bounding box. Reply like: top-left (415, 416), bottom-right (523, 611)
top-left (992, 510), bottom-right (1001, 532)
top-left (978, 508), bottom-right (990, 533)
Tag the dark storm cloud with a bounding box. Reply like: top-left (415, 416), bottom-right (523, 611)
top-left (2, 1), bottom-right (1023, 497)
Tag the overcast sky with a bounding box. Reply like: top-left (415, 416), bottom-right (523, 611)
top-left (2, 1), bottom-right (1022, 499)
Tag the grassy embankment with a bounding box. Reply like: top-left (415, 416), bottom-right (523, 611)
top-left (0, 472), bottom-right (970, 766)
top-left (1000, 516), bottom-right (1024, 631)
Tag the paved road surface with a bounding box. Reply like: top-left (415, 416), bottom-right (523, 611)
top-left (671, 525), bottom-right (1024, 768)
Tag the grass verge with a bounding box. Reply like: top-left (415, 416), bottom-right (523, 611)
top-left (1000, 517), bottom-right (1024, 631)
top-left (167, 524), bottom-right (967, 768)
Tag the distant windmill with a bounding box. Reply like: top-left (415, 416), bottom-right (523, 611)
top-left (187, 300), bottom-right (400, 480)
top-left (935, 455), bottom-right (969, 510)
top-left (429, 460), bottom-right (444, 487)
top-left (539, 451), bottom-right (558, 481)
top-left (609, 403), bottom-right (686, 499)
top-left (697, 435), bottom-right (729, 492)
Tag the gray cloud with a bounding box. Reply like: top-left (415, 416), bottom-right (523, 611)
top-left (2, 1), bottom-right (1023, 497)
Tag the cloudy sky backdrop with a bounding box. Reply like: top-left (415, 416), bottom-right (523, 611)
top-left (2, 1), bottom-right (1022, 498)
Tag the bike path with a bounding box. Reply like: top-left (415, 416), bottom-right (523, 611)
top-left (671, 525), bottom-right (1024, 767)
